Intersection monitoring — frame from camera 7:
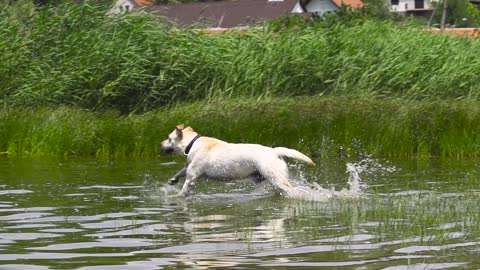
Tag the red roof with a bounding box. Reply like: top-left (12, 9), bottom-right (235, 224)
top-left (330, 0), bottom-right (363, 8)
top-left (133, 0), bottom-right (154, 6)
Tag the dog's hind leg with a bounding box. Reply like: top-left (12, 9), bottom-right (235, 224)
top-left (168, 167), bottom-right (187, 185)
top-left (258, 159), bottom-right (303, 197)
top-left (259, 160), bottom-right (293, 189)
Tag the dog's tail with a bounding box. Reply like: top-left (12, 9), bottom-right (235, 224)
top-left (274, 147), bottom-right (315, 165)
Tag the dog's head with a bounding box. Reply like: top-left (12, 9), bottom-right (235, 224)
top-left (160, 124), bottom-right (195, 155)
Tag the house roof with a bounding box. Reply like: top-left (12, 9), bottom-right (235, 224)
top-left (300, 0), bottom-right (363, 8)
top-left (330, 0), bottom-right (363, 8)
top-left (133, 0), bottom-right (154, 6)
top-left (148, 0), bottom-right (301, 28)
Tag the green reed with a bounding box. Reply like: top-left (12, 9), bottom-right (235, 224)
top-left (1, 97), bottom-right (480, 159)
top-left (1, 2), bottom-right (480, 113)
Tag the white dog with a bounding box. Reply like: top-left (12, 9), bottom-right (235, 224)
top-left (161, 124), bottom-right (315, 196)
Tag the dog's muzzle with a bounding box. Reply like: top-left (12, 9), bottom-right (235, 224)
top-left (161, 146), bottom-right (174, 154)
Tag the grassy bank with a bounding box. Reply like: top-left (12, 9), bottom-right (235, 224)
top-left (1, 97), bottom-right (480, 159)
top-left (1, 2), bottom-right (480, 112)
top-left (2, 3), bottom-right (480, 159)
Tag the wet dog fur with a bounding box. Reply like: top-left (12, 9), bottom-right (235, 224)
top-left (161, 124), bottom-right (315, 196)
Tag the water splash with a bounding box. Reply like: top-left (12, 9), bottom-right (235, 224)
top-left (153, 183), bottom-right (181, 198)
top-left (146, 158), bottom-right (395, 202)
top-left (285, 158), bottom-right (395, 201)
top-left (345, 162), bottom-right (364, 195)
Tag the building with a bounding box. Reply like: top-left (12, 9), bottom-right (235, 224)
top-left (147, 0), bottom-right (363, 28)
top-left (108, 0), bottom-right (154, 15)
top-left (293, 0), bottom-right (363, 15)
top-left (389, 0), bottom-right (433, 15)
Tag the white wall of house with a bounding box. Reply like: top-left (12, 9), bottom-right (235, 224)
top-left (291, 2), bottom-right (305, 12)
top-left (390, 0), bottom-right (433, 12)
top-left (305, 0), bottom-right (340, 14)
top-left (291, 0), bottom-right (339, 15)
top-left (107, 0), bottom-right (136, 15)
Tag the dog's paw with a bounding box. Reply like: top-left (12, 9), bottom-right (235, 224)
top-left (177, 190), bottom-right (190, 197)
top-left (167, 178), bottom-right (179, 185)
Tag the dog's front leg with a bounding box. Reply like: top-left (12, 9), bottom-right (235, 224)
top-left (178, 173), bottom-right (199, 196)
top-left (168, 167), bottom-right (187, 185)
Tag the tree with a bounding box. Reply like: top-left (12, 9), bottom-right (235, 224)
top-left (431, 0), bottom-right (480, 27)
top-left (361, 0), bottom-right (392, 19)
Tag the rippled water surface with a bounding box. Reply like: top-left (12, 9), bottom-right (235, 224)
top-left (1, 156), bottom-right (480, 269)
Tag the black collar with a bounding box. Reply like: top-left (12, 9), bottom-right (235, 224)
top-left (184, 134), bottom-right (201, 155)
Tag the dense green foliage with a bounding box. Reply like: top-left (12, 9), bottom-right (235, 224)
top-left (1, 2), bottom-right (480, 159)
top-left (430, 0), bottom-right (480, 27)
top-left (1, 2), bottom-right (480, 113)
top-left (2, 97), bottom-right (480, 159)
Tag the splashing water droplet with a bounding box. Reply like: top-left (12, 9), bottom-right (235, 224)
top-left (345, 162), bottom-right (366, 196)
top-left (284, 158), bottom-right (393, 201)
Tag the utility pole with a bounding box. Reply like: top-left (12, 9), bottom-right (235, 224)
top-left (440, 0), bottom-right (448, 31)
top-left (428, 2), bottom-right (439, 28)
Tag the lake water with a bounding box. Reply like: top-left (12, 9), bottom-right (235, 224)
top-left (0, 156), bottom-right (479, 269)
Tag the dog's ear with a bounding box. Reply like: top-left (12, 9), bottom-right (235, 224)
top-left (184, 126), bottom-right (194, 132)
top-left (175, 124), bottom-right (184, 139)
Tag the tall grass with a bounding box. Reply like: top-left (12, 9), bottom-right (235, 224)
top-left (1, 2), bottom-right (480, 112)
top-left (2, 2), bottom-right (480, 159)
top-left (1, 97), bottom-right (480, 159)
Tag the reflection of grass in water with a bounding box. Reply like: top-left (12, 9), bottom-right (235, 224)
top-left (190, 160), bottom-right (480, 246)
top-left (2, 97), bottom-right (480, 159)
top-left (165, 173), bottom-right (480, 247)
top-left (149, 156), bottom-right (480, 247)
top-left (281, 191), bottom-right (480, 246)
top-left (282, 161), bottom-right (480, 245)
